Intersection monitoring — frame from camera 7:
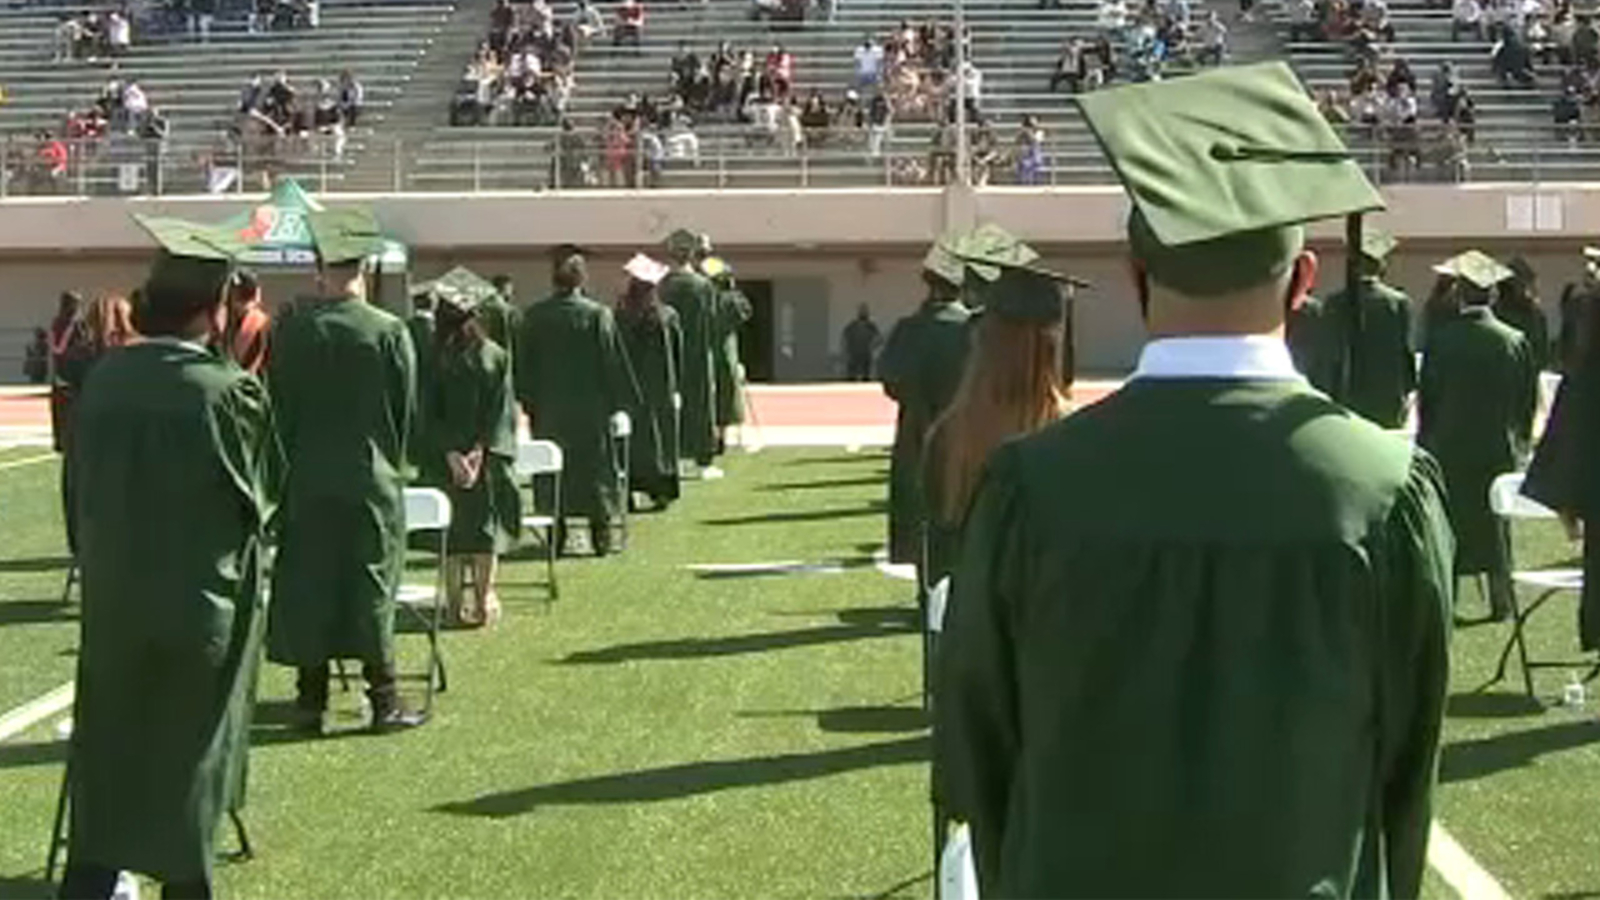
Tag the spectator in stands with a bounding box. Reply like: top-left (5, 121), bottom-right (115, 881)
top-left (313, 79), bottom-right (346, 156)
top-left (854, 35), bottom-right (885, 90)
top-left (1387, 58), bottom-right (1419, 94)
top-left (1575, 14), bottom-right (1600, 66)
top-left (782, 99), bottom-right (804, 156)
top-left (835, 89), bottom-right (865, 144)
top-left (189, 0), bottom-right (216, 43)
top-left (748, 88), bottom-right (782, 144)
top-left (1455, 0), bottom-right (1487, 39)
top-left (766, 45), bottom-right (795, 100)
top-left (1529, 13), bottom-right (1557, 63)
top-left (927, 118), bottom-right (955, 184)
top-left (1316, 86), bottom-right (1352, 122)
top-left (1049, 38), bottom-right (1085, 92)
top-left (572, 0), bottom-right (605, 44)
top-left (971, 118), bottom-right (999, 186)
top-left (122, 81), bottom-right (150, 134)
top-left (1556, 82), bottom-right (1583, 142)
top-left (489, 0), bottom-right (514, 55)
top-left (1015, 113), bottom-right (1046, 185)
top-left (1494, 28), bottom-right (1539, 84)
top-left (638, 122), bottom-right (665, 186)
top-left (1382, 82), bottom-right (1421, 178)
top-left (614, 0), bottom-right (644, 50)
top-left (239, 73), bottom-right (265, 114)
top-left (1431, 62), bottom-right (1473, 129)
top-left (1350, 56), bottom-right (1381, 95)
top-left (866, 92), bottom-right (892, 158)
top-left (1485, 0), bottom-right (1514, 41)
top-left (955, 59), bottom-right (983, 121)
top-left (1097, 0), bottom-right (1131, 40)
top-left (1550, 5), bottom-right (1577, 62)
top-left (249, 0), bottom-right (274, 34)
top-left (1198, 11), bottom-right (1228, 64)
top-left (665, 113), bottom-right (699, 164)
top-left (337, 71), bottom-right (364, 126)
top-left (31, 130), bottom-right (69, 193)
top-left (1351, 82), bottom-right (1383, 131)
top-left (1287, 0), bottom-right (1320, 40)
top-left (602, 113), bottom-right (634, 186)
top-left (54, 16), bottom-right (82, 63)
top-left (106, 11), bottom-right (132, 57)
top-left (799, 90), bottom-right (831, 146)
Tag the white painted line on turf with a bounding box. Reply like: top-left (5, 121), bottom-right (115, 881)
top-left (0, 453), bottom-right (56, 472)
top-left (1428, 821), bottom-right (1513, 900)
top-left (0, 681), bottom-right (75, 743)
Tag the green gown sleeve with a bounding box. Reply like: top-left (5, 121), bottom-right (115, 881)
top-left (879, 318), bottom-right (915, 402)
top-left (1513, 335), bottom-right (1539, 457)
top-left (1375, 450), bottom-right (1455, 899)
top-left (481, 346), bottom-right (518, 460)
top-left (514, 309), bottom-right (541, 414)
top-left (933, 445), bottom-right (1027, 897)
top-left (599, 307), bottom-right (644, 418)
top-left (390, 321), bottom-right (418, 473)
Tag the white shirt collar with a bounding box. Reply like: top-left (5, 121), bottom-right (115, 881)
top-left (1131, 335), bottom-right (1306, 382)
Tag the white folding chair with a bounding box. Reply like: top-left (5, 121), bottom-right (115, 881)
top-left (610, 410), bottom-right (632, 551)
top-left (1485, 472), bottom-right (1596, 699)
top-left (395, 487), bottom-right (452, 715)
top-left (515, 439), bottom-right (564, 601)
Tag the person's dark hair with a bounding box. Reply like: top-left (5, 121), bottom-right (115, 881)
top-left (54, 291), bottom-right (83, 331)
top-left (491, 273), bottom-right (514, 297)
top-left (554, 255), bottom-right (587, 292)
top-left (922, 269), bottom-right (960, 301)
top-left (136, 254), bottom-right (230, 337)
top-left (228, 269), bottom-right (260, 306)
top-left (434, 300), bottom-right (485, 354)
top-left (617, 277), bottom-right (664, 329)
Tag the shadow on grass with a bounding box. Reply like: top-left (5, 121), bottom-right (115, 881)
top-left (835, 870), bottom-right (934, 900)
top-left (690, 556), bottom-right (878, 581)
top-left (0, 557), bottom-right (73, 575)
top-left (1446, 691), bottom-right (1546, 719)
top-left (0, 740), bottom-right (66, 771)
top-left (1544, 892), bottom-right (1600, 899)
top-left (702, 503), bottom-right (886, 527)
top-left (0, 875), bottom-right (56, 900)
top-left (1440, 719), bottom-right (1600, 783)
top-left (559, 616), bottom-right (914, 665)
top-left (768, 607), bottom-right (918, 630)
top-left (738, 705), bottom-right (928, 734)
top-left (0, 601), bottom-right (76, 627)
top-left (758, 475), bottom-right (888, 492)
top-left (786, 454), bottom-right (888, 467)
top-left (432, 735), bottom-right (929, 817)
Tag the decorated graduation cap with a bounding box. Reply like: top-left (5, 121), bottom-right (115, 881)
top-left (1433, 250), bottom-right (1515, 290)
top-left (1076, 61), bottom-right (1385, 297)
top-left (1358, 227), bottom-right (1397, 263)
top-left (305, 207), bottom-right (383, 266)
top-left (921, 230), bottom-right (968, 288)
top-left (700, 255), bottom-right (732, 280)
top-left (623, 253), bottom-right (671, 285)
top-left (953, 248), bottom-right (1089, 324)
top-left (664, 228), bottom-right (701, 260)
top-left (921, 223), bottom-right (1036, 288)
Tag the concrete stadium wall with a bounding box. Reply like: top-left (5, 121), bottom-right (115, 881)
top-left (1, 184), bottom-right (1597, 381)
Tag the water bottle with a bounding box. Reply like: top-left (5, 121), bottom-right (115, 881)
top-left (1562, 672), bottom-right (1587, 709)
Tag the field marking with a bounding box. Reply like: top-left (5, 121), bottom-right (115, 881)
top-left (0, 453), bottom-right (57, 472)
top-left (1429, 821), bottom-right (1513, 900)
top-left (0, 681), bottom-right (75, 743)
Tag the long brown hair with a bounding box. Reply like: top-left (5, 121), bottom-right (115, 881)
top-left (930, 314), bottom-right (1067, 524)
top-left (75, 292), bottom-right (137, 354)
top-left (616, 277), bottom-right (664, 328)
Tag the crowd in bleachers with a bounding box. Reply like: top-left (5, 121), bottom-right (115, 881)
top-left (234, 68), bottom-right (364, 163)
top-left (49, 0), bottom-right (318, 59)
top-left (452, 0), bottom-right (579, 126)
top-left (1082, 0), bottom-right (1232, 83)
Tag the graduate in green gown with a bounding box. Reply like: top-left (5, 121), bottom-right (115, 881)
top-left (514, 249), bottom-right (642, 556)
top-left (419, 289), bottom-right (521, 626)
top-left (1419, 251), bottom-right (1539, 621)
top-left (1556, 251), bottom-right (1600, 373)
top-left (616, 253), bottom-right (684, 509)
top-left (1496, 256), bottom-right (1552, 374)
top-left (61, 220), bottom-right (279, 899)
top-left (1523, 268), bottom-right (1600, 651)
top-left (266, 208), bottom-right (425, 735)
top-left (659, 228), bottom-right (721, 473)
top-left (879, 243), bottom-right (974, 565)
top-left (1306, 229), bottom-right (1418, 428)
top-left (481, 273), bottom-right (518, 363)
top-left (703, 252), bottom-right (753, 456)
top-left (407, 288), bottom-right (439, 474)
top-left (937, 63), bottom-right (1455, 898)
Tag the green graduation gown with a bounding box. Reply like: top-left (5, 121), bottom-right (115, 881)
top-left (69, 339), bottom-right (279, 883)
top-left (660, 268), bottom-right (719, 464)
top-left (711, 286), bottom-right (753, 430)
top-left (1302, 278), bottom-right (1417, 429)
top-left (879, 299), bottom-right (972, 564)
top-left (1492, 296), bottom-right (1552, 374)
top-left (406, 309), bottom-right (438, 473)
top-left (514, 289), bottom-right (642, 524)
top-left (477, 294), bottom-right (518, 370)
top-left (1418, 307), bottom-right (1538, 577)
top-left (1523, 363), bottom-right (1600, 651)
top-left (617, 303), bottom-right (684, 503)
top-left (266, 296), bottom-right (416, 668)
top-left (936, 378), bottom-right (1455, 899)
top-left (420, 337), bottom-right (521, 553)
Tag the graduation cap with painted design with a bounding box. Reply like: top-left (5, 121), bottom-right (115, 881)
top-left (305, 207), bottom-right (383, 266)
top-left (664, 228), bottom-right (702, 259)
top-left (624, 253), bottom-right (671, 285)
top-left (951, 247), bottom-right (1090, 324)
top-left (922, 223), bottom-right (1035, 288)
top-left (1076, 62), bottom-right (1385, 297)
top-left (133, 215), bottom-right (246, 316)
top-left (1358, 227), bottom-right (1397, 263)
top-left (1433, 250), bottom-right (1514, 290)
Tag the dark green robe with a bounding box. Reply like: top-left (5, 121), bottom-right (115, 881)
top-left (420, 337), bottom-right (521, 554)
top-left (936, 378), bottom-right (1454, 899)
top-left (1418, 307), bottom-right (1538, 577)
top-left (1523, 365), bottom-right (1600, 651)
top-left (266, 296), bottom-right (416, 667)
top-left (477, 295), bottom-right (518, 371)
top-left (69, 339), bottom-right (279, 883)
top-left (660, 268), bottom-right (719, 464)
top-left (1302, 279), bottom-right (1417, 429)
top-left (712, 286), bottom-right (753, 430)
top-left (617, 304), bottom-right (684, 503)
top-left (879, 299), bottom-right (972, 564)
top-left (1287, 295), bottom-right (1340, 393)
top-left (1492, 296), bottom-right (1551, 374)
top-left (514, 289), bottom-right (642, 524)
top-left (406, 310), bottom-right (437, 474)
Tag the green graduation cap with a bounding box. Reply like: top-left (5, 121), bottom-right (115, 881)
top-left (1076, 61), bottom-right (1384, 297)
top-left (1433, 250), bottom-right (1514, 290)
top-left (957, 256), bottom-right (1086, 323)
top-left (132, 215), bottom-right (244, 321)
top-left (133, 214), bottom-right (248, 261)
top-left (1358, 228), bottom-right (1397, 262)
top-left (412, 266), bottom-right (501, 304)
top-left (955, 223), bottom-right (1042, 283)
top-left (922, 229), bottom-right (969, 287)
top-left (665, 228), bottom-right (701, 259)
top-left (306, 208), bottom-right (383, 265)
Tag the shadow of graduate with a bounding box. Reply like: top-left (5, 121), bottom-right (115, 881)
top-left (0, 556), bottom-right (73, 574)
top-left (0, 600), bottom-right (77, 627)
top-left (767, 607), bottom-right (918, 630)
top-left (0, 739), bottom-right (66, 771)
top-left (0, 874), bottom-right (58, 900)
top-left (431, 735), bottom-right (929, 818)
top-left (558, 616), bottom-right (914, 665)
top-left (737, 705), bottom-right (928, 734)
top-left (785, 453), bottom-right (888, 467)
top-left (1446, 691), bottom-right (1546, 719)
top-left (757, 475), bottom-right (889, 492)
top-left (1439, 719), bottom-right (1600, 784)
top-left (702, 502), bottom-right (886, 527)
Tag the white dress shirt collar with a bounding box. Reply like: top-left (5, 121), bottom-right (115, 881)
top-left (1131, 334), bottom-right (1305, 382)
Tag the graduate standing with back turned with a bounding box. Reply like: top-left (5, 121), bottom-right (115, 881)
top-left (1303, 229), bottom-right (1417, 428)
top-left (660, 229), bottom-right (721, 477)
top-left (936, 63), bottom-right (1455, 898)
top-left (267, 208), bottom-right (425, 735)
top-left (61, 219), bottom-right (279, 900)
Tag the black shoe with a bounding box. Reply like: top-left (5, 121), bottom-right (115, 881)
top-left (369, 704), bottom-right (428, 734)
top-left (290, 705), bottom-right (325, 736)
top-left (591, 528), bottom-right (615, 558)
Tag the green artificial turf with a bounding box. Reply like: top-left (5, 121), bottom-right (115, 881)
top-left (0, 446), bottom-right (1597, 899)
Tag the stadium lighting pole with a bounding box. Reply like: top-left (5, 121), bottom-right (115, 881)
top-left (954, 0), bottom-right (969, 186)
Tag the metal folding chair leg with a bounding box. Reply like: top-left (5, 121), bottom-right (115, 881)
top-left (45, 756), bottom-right (70, 881)
top-left (229, 809), bottom-right (254, 861)
top-left (60, 563), bottom-right (78, 605)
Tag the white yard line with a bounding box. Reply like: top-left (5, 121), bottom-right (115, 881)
top-left (0, 681), bottom-right (75, 743)
top-left (1429, 821), bottom-right (1513, 900)
top-left (0, 452), bottom-right (57, 472)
